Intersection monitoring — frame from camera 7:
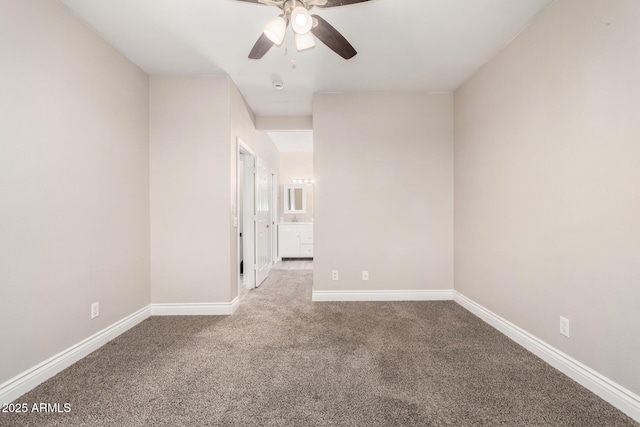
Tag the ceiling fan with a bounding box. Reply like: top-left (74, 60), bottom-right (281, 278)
top-left (234, 0), bottom-right (372, 60)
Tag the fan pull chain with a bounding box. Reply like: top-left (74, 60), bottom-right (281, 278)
top-left (291, 39), bottom-right (297, 68)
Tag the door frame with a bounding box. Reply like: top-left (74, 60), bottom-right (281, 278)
top-left (237, 138), bottom-right (256, 292)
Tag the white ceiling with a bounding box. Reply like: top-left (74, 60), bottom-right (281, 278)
top-left (267, 131), bottom-right (313, 152)
top-left (58, 0), bottom-right (554, 117)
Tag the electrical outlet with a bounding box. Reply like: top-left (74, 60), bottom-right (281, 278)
top-left (91, 302), bottom-right (99, 319)
top-left (331, 270), bottom-right (339, 281)
top-left (362, 271), bottom-right (369, 280)
top-left (559, 316), bottom-right (570, 337)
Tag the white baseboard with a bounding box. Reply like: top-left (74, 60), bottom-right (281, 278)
top-left (0, 305), bottom-right (151, 406)
top-left (0, 297), bottom-right (241, 405)
top-left (453, 291), bottom-right (640, 423)
top-left (150, 297), bottom-right (240, 316)
top-left (312, 289), bottom-right (454, 302)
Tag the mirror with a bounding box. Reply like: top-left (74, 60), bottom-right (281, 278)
top-left (284, 184), bottom-right (306, 214)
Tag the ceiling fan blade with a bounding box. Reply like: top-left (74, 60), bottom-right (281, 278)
top-left (310, 15), bottom-right (357, 59)
top-left (313, 0), bottom-right (372, 8)
top-left (249, 33), bottom-right (275, 59)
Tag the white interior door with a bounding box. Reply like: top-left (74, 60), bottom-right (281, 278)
top-left (255, 157), bottom-right (271, 286)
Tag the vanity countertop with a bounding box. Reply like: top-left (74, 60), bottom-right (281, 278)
top-left (278, 222), bottom-right (313, 225)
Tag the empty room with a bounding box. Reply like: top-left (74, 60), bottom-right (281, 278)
top-left (1, 0), bottom-right (639, 425)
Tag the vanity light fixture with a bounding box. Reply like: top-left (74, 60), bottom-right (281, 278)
top-left (292, 178), bottom-right (314, 184)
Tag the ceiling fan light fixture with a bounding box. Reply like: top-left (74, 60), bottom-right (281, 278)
top-left (291, 6), bottom-right (312, 34)
top-left (295, 32), bottom-right (315, 51)
top-left (264, 15), bottom-right (287, 45)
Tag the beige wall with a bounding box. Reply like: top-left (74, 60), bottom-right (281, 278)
top-left (279, 152), bottom-right (314, 223)
top-left (150, 77), bottom-right (279, 303)
top-left (0, 0), bottom-right (150, 384)
top-left (313, 92), bottom-right (454, 292)
top-left (455, 0), bottom-right (640, 395)
top-left (150, 76), bottom-right (232, 303)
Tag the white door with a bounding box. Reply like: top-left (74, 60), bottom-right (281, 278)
top-left (255, 157), bottom-right (271, 286)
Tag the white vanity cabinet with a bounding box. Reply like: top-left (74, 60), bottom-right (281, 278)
top-left (278, 223), bottom-right (313, 259)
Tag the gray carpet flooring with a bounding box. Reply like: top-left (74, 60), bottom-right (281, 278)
top-left (3, 270), bottom-right (638, 426)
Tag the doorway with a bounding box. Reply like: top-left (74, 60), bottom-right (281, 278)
top-left (238, 141), bottom-right (254, 296)
top-left (271, 169), bottom-right (278, 265)
top-left (237, 138), bottom-right (273, 299)
top-left (266, 130), bottom-right (314, 271)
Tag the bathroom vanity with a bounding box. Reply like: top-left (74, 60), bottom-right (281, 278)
top-left (278, 223), bottom-right (313, 259)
